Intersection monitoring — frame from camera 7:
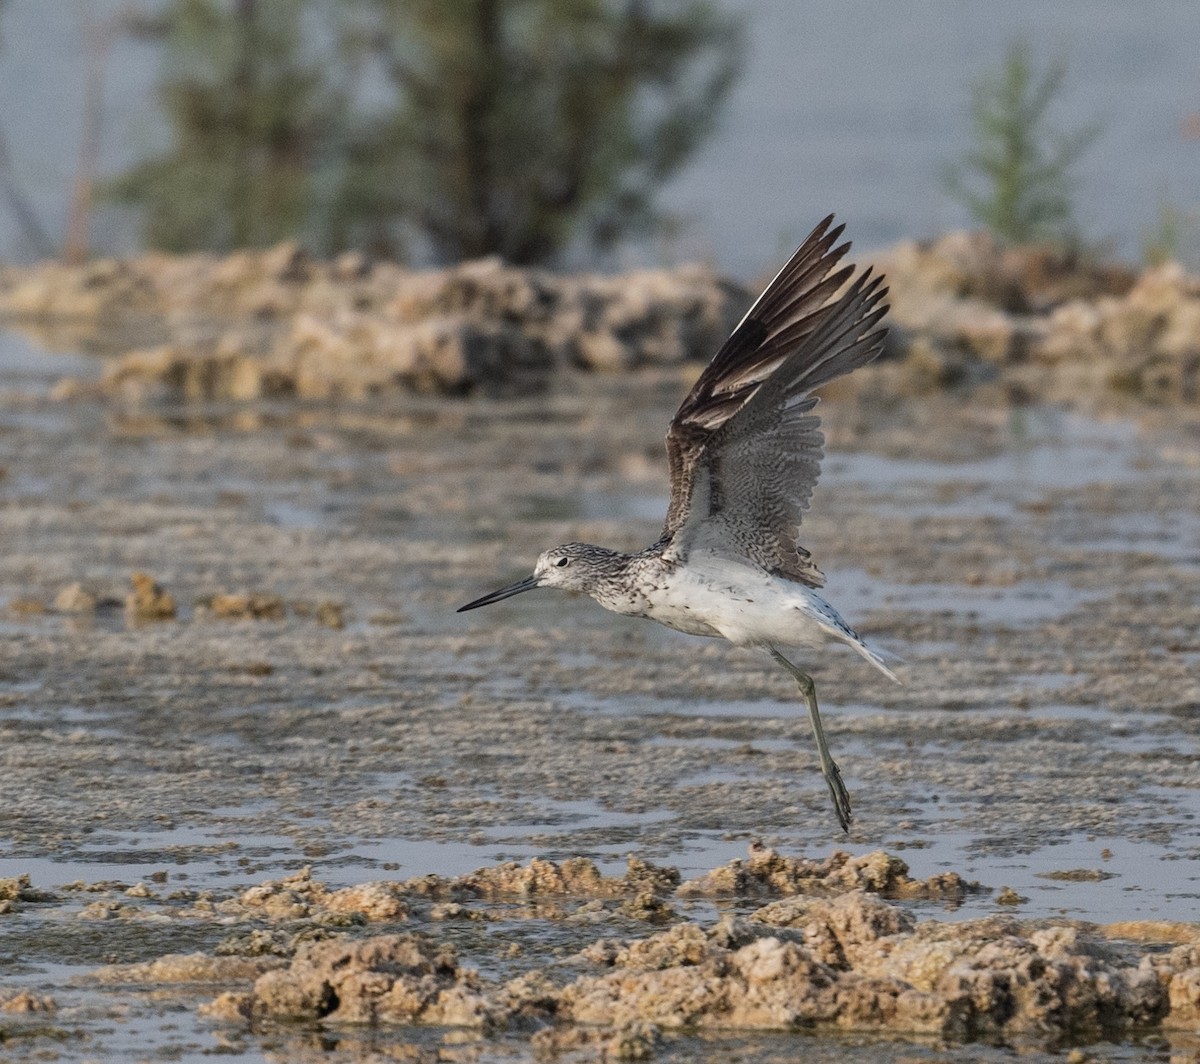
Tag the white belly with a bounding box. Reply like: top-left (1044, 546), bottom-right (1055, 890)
top-left (613, 553), bottom-right (852, 649)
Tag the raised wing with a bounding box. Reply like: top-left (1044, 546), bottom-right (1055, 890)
top-left (661, 216), bottom-right (888, 586)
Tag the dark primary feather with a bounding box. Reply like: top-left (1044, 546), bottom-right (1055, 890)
top-left (662, 215), bottom-right (849, 535)
top-left (660, 216), bottom-right (889, 587)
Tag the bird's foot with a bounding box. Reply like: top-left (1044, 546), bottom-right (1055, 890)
top-left (825, 759), bottom-right (853, 833)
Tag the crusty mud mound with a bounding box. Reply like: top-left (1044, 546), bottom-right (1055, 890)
top-left (54, 852), bottom-right (1199, 1057)
top-left (1, 247), bottom-right (745, 399)
top-left (5, 234), bottom-right (1200, 407)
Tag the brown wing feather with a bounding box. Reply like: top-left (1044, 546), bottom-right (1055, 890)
top-left (663, 215), bottom-right (853, 537)
top-left (661, 217), bottom-right (889, 586)
top-left (698, 270), bottom-right (888, 585)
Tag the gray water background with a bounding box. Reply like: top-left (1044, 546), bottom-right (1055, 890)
top-left (0, 0), bottom-right (1198, 278)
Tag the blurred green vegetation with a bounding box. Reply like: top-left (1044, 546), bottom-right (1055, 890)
top-left (109, 0), bottom-right (349, 253)
top-left (944, 40), bottom-right (1099, 246)
top-left (108, 0), bottom-right (743, 262)
top-left (1142, 201), bottom-right (1200, 267)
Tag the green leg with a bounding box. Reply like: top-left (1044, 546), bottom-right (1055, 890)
top-left (769, 646), bottom-right (852, 833)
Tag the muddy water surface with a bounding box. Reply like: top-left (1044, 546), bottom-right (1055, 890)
top-left (1, 342), bottom-right (1199, 1060)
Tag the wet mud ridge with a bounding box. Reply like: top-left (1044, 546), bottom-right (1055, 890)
top-left (4, 850), bottom-right (1200, 1063)
top-left (0, 343), bottom-right (1199, 1059)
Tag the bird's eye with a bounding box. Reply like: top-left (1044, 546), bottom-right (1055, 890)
top-left (555, 556), bottom-right (570, 567)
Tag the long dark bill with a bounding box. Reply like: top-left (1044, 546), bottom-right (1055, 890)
top-left (456, 575), bottom-right (539, 612)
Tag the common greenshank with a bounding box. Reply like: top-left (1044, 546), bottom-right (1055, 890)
top-left (459, 215), bottom-right (898, 832)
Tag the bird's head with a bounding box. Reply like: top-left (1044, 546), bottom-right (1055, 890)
top-left (457, 543), bottom-right (620, 612)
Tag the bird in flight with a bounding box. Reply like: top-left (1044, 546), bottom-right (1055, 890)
top-left (459, 215), bottom-right (898, 831)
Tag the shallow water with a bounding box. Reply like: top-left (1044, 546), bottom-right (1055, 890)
top-left (1, 366), bottom-right (1199, 1059)
top-left (0, 327), bottom-right (97, 399)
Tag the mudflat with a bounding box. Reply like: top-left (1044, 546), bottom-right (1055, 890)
top-left (1, 341), bottom-right (1199, 1060)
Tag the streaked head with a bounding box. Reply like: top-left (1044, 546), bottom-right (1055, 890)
top-left (457, 543), bottom-right (621, 612)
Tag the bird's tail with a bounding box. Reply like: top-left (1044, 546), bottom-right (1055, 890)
top-left (806, 591), bottom-right (904, 684)
top-left (850, 639), bottom-right (903, 685)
